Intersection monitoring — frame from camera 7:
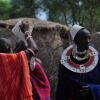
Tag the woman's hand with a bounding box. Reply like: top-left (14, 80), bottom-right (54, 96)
top-left (19, 21), bottom-right (33, 36)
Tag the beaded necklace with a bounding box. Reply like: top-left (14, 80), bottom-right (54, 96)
top-left (60, 45), bottom-right (98, 73)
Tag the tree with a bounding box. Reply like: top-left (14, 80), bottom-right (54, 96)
top-left (41, 0), bottom-right (100, 32)
top-left (0, 0), bottom-right (11, 20)
top-left (10, 0), bottom-right (41, 18)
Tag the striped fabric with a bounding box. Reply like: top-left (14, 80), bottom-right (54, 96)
top-left (30, 58), bottom-right (51, 100)
top-left (0, 51), bottom-right (33, 100)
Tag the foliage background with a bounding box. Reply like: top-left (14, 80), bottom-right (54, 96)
top-left (0, 0), bottom-right (100, 32)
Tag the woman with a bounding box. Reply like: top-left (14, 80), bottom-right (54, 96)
top-left (0, 21), bottom-right (50, 100)
top-left (56, 25), bottom-right (100, 100)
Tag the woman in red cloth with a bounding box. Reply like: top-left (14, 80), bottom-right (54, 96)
top-left (0, 21), bottom-right (50, 100)
top-left (0, 21), bottom-right (38, 100)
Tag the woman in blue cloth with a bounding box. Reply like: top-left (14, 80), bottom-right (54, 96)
top-left (56, 25), bottom-right (100, 100)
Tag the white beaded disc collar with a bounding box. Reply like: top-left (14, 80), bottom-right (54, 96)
top-left (60, 45), bottom-right (99, 73)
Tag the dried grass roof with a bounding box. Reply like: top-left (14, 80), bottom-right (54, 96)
top-left (0, 18), bottom-right (69, 34)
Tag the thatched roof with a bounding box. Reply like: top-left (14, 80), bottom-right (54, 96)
top-left (0, 18), bottom-right (69, 34)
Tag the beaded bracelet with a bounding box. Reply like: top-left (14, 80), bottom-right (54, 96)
top-left (24, 31), bottom-right (31, 37)
top-left (25, 31), bottom-right (31, 34)
top-left (26, 35), bottom-right (32, 41)
top-left (27, 48), bottom-right (35, 56)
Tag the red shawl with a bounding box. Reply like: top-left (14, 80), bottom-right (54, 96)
top-left (0, 51), bottom-right (33, 100)
top-left (30, 58), bottom-right (50, 100)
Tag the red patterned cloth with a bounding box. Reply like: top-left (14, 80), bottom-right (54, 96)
top-left (0, 51), bottom-right (33, 100)
top-left (30, 58), bottom-right (50, 100)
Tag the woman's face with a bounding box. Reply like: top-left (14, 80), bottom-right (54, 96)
top-left (74, 29), bottom-right (91, 52)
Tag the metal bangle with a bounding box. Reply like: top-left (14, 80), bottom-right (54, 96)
top-left (26, 35), bottom-right (32, 41)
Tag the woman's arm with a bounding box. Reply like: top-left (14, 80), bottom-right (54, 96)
top-left (0, 21), bottom-right (39, 60)
top-left (24, 31), bottom-right (38, 60)
top-left (19, 21), bottom-right (38, 60)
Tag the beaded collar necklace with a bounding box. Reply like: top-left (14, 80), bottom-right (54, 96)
top-left (60, 45), bottom-right (98, 73)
